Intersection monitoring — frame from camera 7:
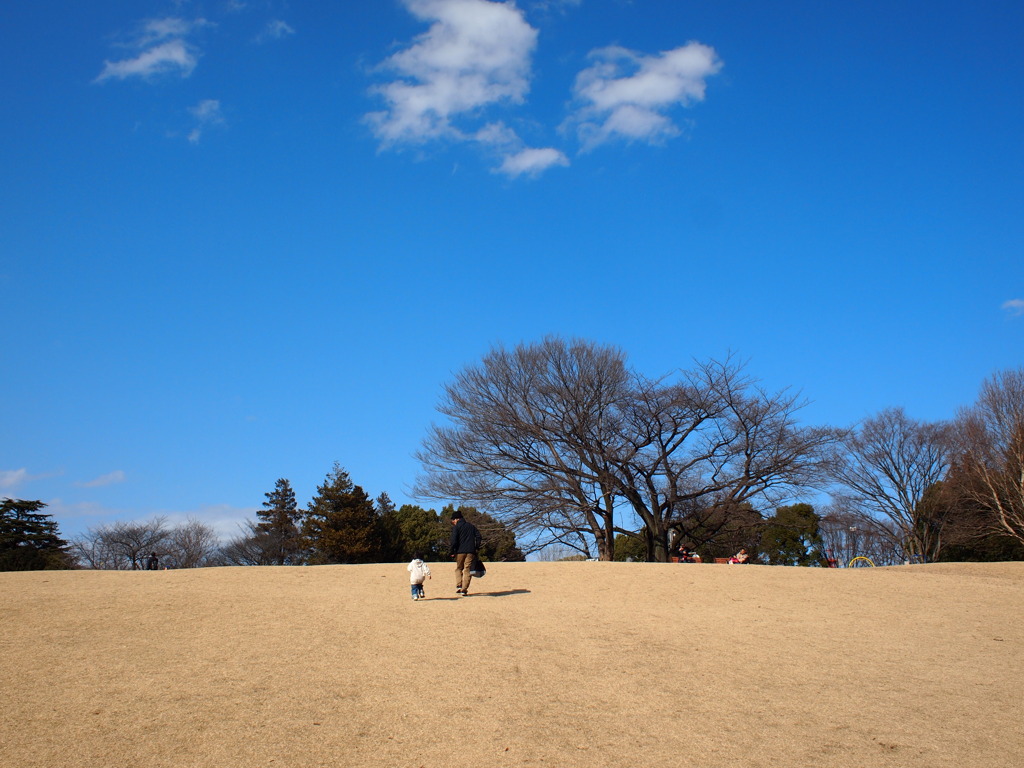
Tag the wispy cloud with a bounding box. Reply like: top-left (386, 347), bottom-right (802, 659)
top-left (530, 0), bottom-right (582, 11)
top-left (187, 99), bottom-right (226, 143)
top-left (568, 43), bottom-right (722, 150)
top-left (473, 121), bottom-right (568, 177)
top-left (94, 17), bottom-right (210, 82)
top-left (1002, 299), bottom-right (1024, 318)
top-left (0, 468), bottom-right (29, 491)
top-left (497, 147), bottom-right (569, 177)
top-left (42, 500), bottom-right (257, 541)
top-left (256, 19), bottom-right (295, 43)
top-left (77, 470), bottom-right (127, 489)
top-left (160, 504), bottom-right (259, 539)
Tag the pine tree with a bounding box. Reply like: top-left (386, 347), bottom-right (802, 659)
top-left (303, 464), bottom-right (381, 564)
top-left (375, 492), bottom-right (405, 562)
top-left (441, 505), bottom-right (525, 561)
top-left (393, 505), bottom-right (447, 561)
top-left (255, 478), bottom-right (303, 565)
top-left (760, 504), bottom-right (825, 566)
top-left (0, 499), bottom-right (73, 571)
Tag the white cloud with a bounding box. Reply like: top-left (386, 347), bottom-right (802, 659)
top-left (1003, 299), bottom-right (1024, 318)
top-left (187, 99), bottom-right (226, 143)
top-left (94, 17), bottom-right (209, 83)
top-left (160, 504), bottom-right (258, 540)
top-left (473, 120), bottom-right (520, 148)
top-left (366, 0), bottom-right (538, 145)
top-left (136, 17), bottom-right (202, 46)
top-left (0, 468), bottom-right (29, 490)
top-left (568, 42), bottom-right (722, 150)
top-left (472, 121), bottom-right (569, 176)
top-left (96, 40), bottom-right (199, 81)
top-left (530, 0), bottom-right (582, 11)
top-left (77, 470), bottom-right (127, 489)
top-left (497, 147), bottom-right (569, 177)
top-left (256, 19), bottom-right (295, 43)
top-left (364, 2), bottom-right (720, 176)
top-left (42, 500), bottom-right (257, 541)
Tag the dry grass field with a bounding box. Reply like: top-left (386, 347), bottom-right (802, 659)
top-left (2, 561), bottom-right (1022, 768)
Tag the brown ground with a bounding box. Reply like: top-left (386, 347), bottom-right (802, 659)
top-left (2, 562), bottom-right (1022, 768)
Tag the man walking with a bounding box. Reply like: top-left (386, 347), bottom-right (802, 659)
top-left (449, 510), bottom-right (482, 596)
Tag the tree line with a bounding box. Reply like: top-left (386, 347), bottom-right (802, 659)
top-left (0, 465), bottom-right (525, 571)
top-left (4, 337), bottom-right (1021, 570)
top-left (220, 464), bottom-right (523, 567)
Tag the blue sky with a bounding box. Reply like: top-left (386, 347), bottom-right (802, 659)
top-left (2, 0), bottom-right (1021, 542)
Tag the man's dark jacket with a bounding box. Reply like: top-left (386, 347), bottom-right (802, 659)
top-left (450, 520), bottom-right (482, 555)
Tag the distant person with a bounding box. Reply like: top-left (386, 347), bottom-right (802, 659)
top-left (449, 510), bottom-right (482, 596)
top-left (407, 555), bottom-right (431, 601)
top-left (146, 552), bottom-right (159, 571)
top-left (729, 548), bottom-right (750, 564)
top-left (679, 547), bottom-right (696, 563)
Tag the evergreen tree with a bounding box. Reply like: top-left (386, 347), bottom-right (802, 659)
top-left (612, 533), bottom-right (647, 562)
top-left (760, 504), bottom-right (826, 566)
top-left (375, 492), bottom-right (405, 561)
top-left (393, 504), bottom-right (447, 561)
top-left (442, 505), bottom-right (525, 561)
top-left (0, 499), bottom-right (73, 571)
top-left (256, 478), bottom-right (303, 565)
top-left (931, 481), bottom-right (1024, 562)
top-left (303, 464), bottom-right (381, 564)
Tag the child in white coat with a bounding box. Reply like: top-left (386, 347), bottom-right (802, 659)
top-left (407, 556), bottom-right (431, 600)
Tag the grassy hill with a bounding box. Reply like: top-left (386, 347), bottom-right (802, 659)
top-left (2, 562), bottom-right (1022, 767)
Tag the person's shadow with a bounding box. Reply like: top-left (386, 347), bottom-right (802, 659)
top-left (431, 589), bottom-right (531, 600)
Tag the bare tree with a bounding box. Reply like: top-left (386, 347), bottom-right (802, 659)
top-left (72, 517), bottom-right (171, 570)
top-left (71, 517), bottom-right (224, 569)
top-left (830, 408), bottom-right (952, 563)
top-left (163, 517), bottom-right (221, 568)
top-left (416, 337), bottom-right (837, 562)
top-left (954, 368), bottom-right (1024, 545)
top-left (820, 502), bottom-right (903, 566)
top-left (416, 338), bottom-right (631, 559)
top-left (220, 522), bottom-right (279, 566)
top-left (69, 534), bottom-right (120, 570)
top-left (603, 360), bottom-right (836, 561)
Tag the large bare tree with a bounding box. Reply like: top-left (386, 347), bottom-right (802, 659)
top-left (954, 368), bottom-right (1024, 545)
top-left (416, 337), bottom-right (630, 559)
top-left (601, 359), bottom-right (836, 561)
top-left (416, 337), bottom-right (836, 561)
top-left (830, 408), bottom-right (952, 562)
